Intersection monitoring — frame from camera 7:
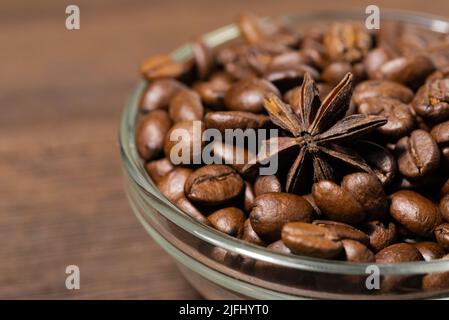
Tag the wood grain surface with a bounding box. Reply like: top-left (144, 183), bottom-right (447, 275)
top-left (0, 0), bottom-right (448, 299)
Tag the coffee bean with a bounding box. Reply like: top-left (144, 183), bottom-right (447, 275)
top-left (364, 47), bottom-right (391, 79)
top-left (390, 190), bottom-right (442, 237)
top-left (163, 120), bottom-right (205, 164)
top-left (224, 78), bottom-right (280, 113)
top-left (240, 218), bottom-right (266, 246)
top-left (140, 54), bottom-right (192, 81)
top-left (422, 254), bottom-right (449, 290)
top-left (237, 13), bottom-right (264, 45)
top-left (353, 80), bottom-right (413, 106)
top-left (250, 192), bottom-right (313, 242)
top-left (169, 89), bottom-right (204, 122)
top-left (204, 111), bottom-right (269, 133)
top-left (281, 222), bottom-right (343, 259)
top-left (375, 243), bottom-right (423, 263)
top-left (157, 167), bottom-right (192, 201)
top-left (243, 181), bottom-right (256, 212)
top-left (362, 220), bottom-right (398, 252)
top-left (140, 79), bottom-right (185, 113)
top-left (356, 141), bottom-right (397, 186)
top-left (412, 78), bottom-right (449, 122)
top-left (435, 223), bottom-right (449, 251)
top-left (414, 242), bottom-right (446, 261)
top-left (376, 55), bottom-right (435, 89)
top-left (358, 97), bottom-right (415, 139)
top-left (194, 73), bottom-right (233, 108)
top-left (440, 194), bottom-right (449, 222)
top-left (313, 220), bottom-right (370, 245)
top-left (263, 64), bottom-right (319, 91)
top-left (303, 194), bottom-right (322, 217)
top-left (184, 164), bottom-right (244, 205)
top-left (321, 62), bottom-right (352, 85)
top-left (191, 38), bottom-right (214, 79)
top-left (254, 175), bottom-right (282, 197)
top-left (342, 239), bottom-right (375, 262)
top-left (136, 110), bottom-right (172, 161)
top-left (396, 130), bottom-right (440, 181)
top-left (145, 158), bottom-right (174, 184)
top-left (431, 120), bottom-right (449, 166)
top-left (208, 207), bottom-right (246, 237)
top-left (210, 141), bottom-right (254, 174)
top-left (441, 179), bottom-right (449, 197)
top-left (175, 196), bottom-right (210, 226)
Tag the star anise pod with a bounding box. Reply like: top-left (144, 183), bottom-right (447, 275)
top-left (243, 72), bottom-right (387, 194)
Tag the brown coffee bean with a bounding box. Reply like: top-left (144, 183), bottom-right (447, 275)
top-left (281, 222), bottom-right (343, 259)
top-left (168, 89), bottom-right (204, 122)
top-left (376, 55), bottom-right (435, 89)
top-left (157, 167), bottom-right (192, 201)
top-left (184, 164), bottom-right (244, 205)
top-left (321, 62), bottom-right (352, 85)
top-left (240, 218), bottom-right (266, 246)
top-left (396, 130), bottom-right (440, 181)
top-left (194, 73), bottom-right (233, 108)
top-left (136, 110), bottom-right (172, 161)
top-left (250, 192), bottom-right (313, 242)
top-left (263, 64), bottom-right (319, 91)
top-left (243, 181), bottom-right (256, 213)
top-left (254, 175), bottom-right (282, 197)
top-left (440, 195), bottom-right (449, 222)
top-left (210, 141), bottom-right (254, 174)
top-left (175, 196), bottom-right (210, 226)
top-left (313, 220), bottom-right (370, 245)
top-left (435, 223), bottom-right (449, 251)
top-left (364, 47), bottom-right (392, 79)
top-left (303, 194), bottom-right (322, 217)
top-left (145, 158), bottom-right (174, 184)
top-left (362, 220), bottom-right (398, 252)
top-left (208, 207), bottom-right (246, 237)
top-left (191, 38), bottom-right (214, 79)
top-left (204, 111), bottom-right (269, 133)
top-left (441, 179), bottom-right (449, 197)
top-left (422, 254), bottom-right (449, 290)
top-left (140, 79), bottom-right (185, 113)
top-left (224, 78), bottom-right (280, 113)
top-left (390, 190), bottom-right (442, 237)
top-left (358, 97), bottom-right (415, 139)
top-left (140, 54), bottom-right (192, 81)
top-left (412, 78), bottom-right (449, 122)
top-left (342, 239), bottom-right (375, 262)
top-left (375, 243), bottom-right (423, 263)
top-left (353, 80), bottom-right (413, 106)
top-left (163, 120), bottom-right (205, 164)
top-left (341, 173), bottom-right (389, 221)
top-left (414, 242), bottom-right (446, 261)
top-left (431, 120), bottom-right (449, 166)
top-left (356, 141), bottom-right (396, 186)
top-left (237, 13), bottom-right (264, 45)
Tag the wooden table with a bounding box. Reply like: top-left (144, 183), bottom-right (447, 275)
top-left (1, 0), bottom-right (448, 299)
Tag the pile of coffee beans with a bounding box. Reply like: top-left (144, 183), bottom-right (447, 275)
top-left (135, 14), bottom-right (449, 288)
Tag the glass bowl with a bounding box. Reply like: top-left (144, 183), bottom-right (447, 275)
top-left (119, 9), bottom-right (449, 299)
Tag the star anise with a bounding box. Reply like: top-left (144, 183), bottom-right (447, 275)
top-left (243, 72), bottom-right (387, 194)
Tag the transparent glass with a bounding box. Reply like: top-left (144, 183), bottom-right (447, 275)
top-left (119, 9), bottom-right (449, 299)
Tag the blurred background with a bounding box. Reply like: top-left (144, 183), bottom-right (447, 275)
top-left (1, 0), bottom-right (448, 299)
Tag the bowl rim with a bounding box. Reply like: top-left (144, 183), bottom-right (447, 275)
top-left (119, 8), bottom-right (449, 276)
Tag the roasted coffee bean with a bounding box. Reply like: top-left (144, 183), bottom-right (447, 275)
top-left (281, 222), bottom-right (343, 259)
top-left (414, 242), bottom-right (446, 261)
top-left (140, 54), bottom-right (192, 81)
top-left (145, 158), bottom-right (174, 184)
top-left (431, 120), bottom-right (449, 165)
top-left (313, 220), bottom-right (370, 245)
top-left (342, 239), bottom-right (375, 262)
top-left (353, 80), bottom-right (413, 106)
top-left (375, 243), bottom-right (423, 263)
top-left (168, 89), bottom-right (204, 122)
top-left (250, 192), bottom-right (313, 242)
top-left (208, 207), bottom-right (246, 237)
top-left (163, 120), bottom-right (205, 164)
top-left (240, 218), bottom-right (266, 246)
top-left (175, 196), bottom-right (210, 226)
top-left (263, 64), bottom-right (319, 91)
top-left (435, 223), bottom-right (449, 251)
top-left (375, 55), bottom-right (435, 89)
top-left (254, 175), bottom-right (282, 197)
top-left (243, 181), bottom-right (256, 213)
top-left (362, 220), bottom-right (398, 252)
top-left (204, 111), bottom-right (269, 133)
top-left (210, 141), bottom-right (254, 174)
top-left (441, 179), bottom-right (449, 197)
top-left (413, 78), bottom-right (449, 122)
top-left (440, 194), bottom-right (449, 222)
top-left (237, 13), bottom-right (264, 44)
top-left (157, 167), bottom-right (192, 201)
top-left (303, 194), bottom-right (322, 217)
top-left (356, 141), bottom-right (396, 186)
top-left (224, 78), bottom-right (280, 113)
top-left (321, 62), bottom-right (353, 85)
top-left (324, 22), bottom-right (372, 63)
top-left (422, 254), bottom-right (449, 290)
top-left (136, 110), bottom-right (172, 161)
top-left (140, 79), bottom-right (185, 113)
top-left (184, 164), bottom-right (244, 205)
top-left (390, 190), bottom-right (442, 237)
top-left (364, 47), bottom-right (392, 79)
top-left (358, 97), bottom-right (415, 139)
top-left (194, 73), bottom-right (233, 108)
top-left (396, 130), bottom-right (440, 181)
top-left (191, 38), bottom-right (214, 79)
